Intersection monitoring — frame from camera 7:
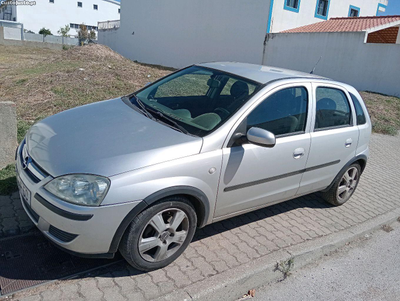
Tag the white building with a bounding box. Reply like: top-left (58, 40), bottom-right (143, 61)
top-left (0, 0), bottom-right (120, 36)
top-left (269, 0), bottom-right (388, 32)
top-left (99, 0), bottom-right (388, 68)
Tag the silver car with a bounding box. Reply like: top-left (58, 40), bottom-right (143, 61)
top-left (16, 62), bottom-right (371, 271)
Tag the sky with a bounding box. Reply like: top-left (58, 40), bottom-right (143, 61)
top-left (379, 1), bottom-right (400, 15)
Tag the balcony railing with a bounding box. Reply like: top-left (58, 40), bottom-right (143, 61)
top-left (98, 20), bottom-right (120, 30)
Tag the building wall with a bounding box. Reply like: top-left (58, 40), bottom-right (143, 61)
top-left (270, 0), bottom-right (388, 33)
top-left (0, 4), bottom-right (17, 21)
top-left (263, 31), bottom-right (400, 97)
top-left (1, 0), bottom-right (120, 36)
top-left (112, 0), bottom-right (272, 68)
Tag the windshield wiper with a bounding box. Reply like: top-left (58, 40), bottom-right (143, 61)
top-left (147, 108), bottom-right (189, 135)
top-left (128, 94), bottom-right (189, 135)
top-left (129, 94), bottom-right (154, 120)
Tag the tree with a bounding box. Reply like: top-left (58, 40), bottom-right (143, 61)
top-left (39, 28), bottom-right (52, 36)
top-left (78, 24), bottom-right (88, 45)
top-left (89, 29), bottom-right (96, 42)
top-left (57, 24), bottom-right (70, 37)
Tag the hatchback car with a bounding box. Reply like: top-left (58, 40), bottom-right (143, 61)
top-left (16, 62), bottom-right (371, 271)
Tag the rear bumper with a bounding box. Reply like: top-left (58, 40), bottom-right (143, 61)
top-left (16, 142), bottom-right (141, 255)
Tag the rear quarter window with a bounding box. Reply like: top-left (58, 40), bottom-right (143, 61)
top-left (349, 93), bottom-right (367, 125)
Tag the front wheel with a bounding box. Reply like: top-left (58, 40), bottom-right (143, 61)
top-left (119, 197), bottom-right (197, 271)
top-left (321, 163), bottom-right (361, 206)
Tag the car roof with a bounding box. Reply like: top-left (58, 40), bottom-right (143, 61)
top-left (196, 62), bottom-right (328, 84)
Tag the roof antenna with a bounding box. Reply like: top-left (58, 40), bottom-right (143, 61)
top-left (310, 56), bottom-right (322, 74)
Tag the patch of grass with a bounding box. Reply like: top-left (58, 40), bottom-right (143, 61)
top-left (275, 258), bottom-right (294, 281)
top-left (360, 92), bottom-right (400, 136)
top-left (17, 120), bottom-right (32, 143)
top-left (0, 164), bottom-right (17, 195)
top-left (15, 78), bottom-right (28, 85)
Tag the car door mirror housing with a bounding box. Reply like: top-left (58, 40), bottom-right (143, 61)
top-left (246, 127), bottom-right (276, 148)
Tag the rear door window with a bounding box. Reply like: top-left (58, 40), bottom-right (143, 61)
top-left (315, 87), bottom-right (352, 130)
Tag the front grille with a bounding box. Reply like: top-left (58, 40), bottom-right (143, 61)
top-left (49, 226), bottom-right (78, 243)
top-left (19, 141), bottom-right (49, 183)
top-left (24, 202), bottom-right (40, 223)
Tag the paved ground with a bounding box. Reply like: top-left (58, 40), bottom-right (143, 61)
top-left (253, 221), bottom-right (400, 301)
top-left (1, 133), bottom-right (400, 301)
top-left (0, 192), bottom-right (34, 238)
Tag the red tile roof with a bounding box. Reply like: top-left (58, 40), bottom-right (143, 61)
top-left (281, 16), bottom-right (400, 33)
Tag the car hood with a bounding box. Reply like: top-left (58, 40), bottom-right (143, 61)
top-left (26, 98), bottom-right (203, 177)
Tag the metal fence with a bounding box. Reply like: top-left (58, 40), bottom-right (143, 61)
top-left (98, 20), bottom-right (120, 30)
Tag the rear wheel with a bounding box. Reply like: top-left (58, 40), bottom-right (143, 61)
top-left (119, 197), bottom-right (197, 271)
top-left (321, 163), bottom-right (361, 206)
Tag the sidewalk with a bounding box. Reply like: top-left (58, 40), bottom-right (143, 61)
top-left (2, 133), bottom-right (400, 301)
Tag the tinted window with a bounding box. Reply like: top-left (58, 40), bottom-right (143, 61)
top-left (350, 93), bottom-right (366, 125)
top-left (247, 87), bottom-right (308, 136)
top-left (315, 87), bottom-right (351, 130)
top-left (155, 73), bottom-right (211, 98)
top-left (134, 66), bottom-right (260, 136)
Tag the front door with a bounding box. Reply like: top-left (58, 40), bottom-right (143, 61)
top-left (214, 84), bottom-right (312, 219)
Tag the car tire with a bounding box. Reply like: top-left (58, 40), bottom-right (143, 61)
top-left (119, 197), bottom-right (197, 271)
top-left (321, 163), bottom-right (361, 206)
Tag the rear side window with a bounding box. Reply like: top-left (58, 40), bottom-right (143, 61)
top-left (350, 93), bottom-right (366, 125)
top-left (247, 86), bottom-right (308, 136)
top-left (315, 87), bottom-right (351, 130)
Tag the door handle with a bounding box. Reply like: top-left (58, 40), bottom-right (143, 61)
top-left (345, 138), bottom-right (353, 148)
top-left (293, 148), bottom-right (305, 159)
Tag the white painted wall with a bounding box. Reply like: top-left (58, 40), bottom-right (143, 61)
top-left (263, 32), bottom-right (400, 96)
top-left (270, 0), bottom-right (388, 33)
top-left (3, 26), bottom-right (21, 40)
top-left (111, 0), bottom-right (272, 68)
top-left (1, 0), bottom-right (120, 36)
top-left (98, 27), bottom-right (119, 49)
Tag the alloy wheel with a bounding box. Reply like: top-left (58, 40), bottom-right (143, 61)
top-left (337, 167), bottom-right (359, 203)
top-left (138, 208), bottom-right (189, 262)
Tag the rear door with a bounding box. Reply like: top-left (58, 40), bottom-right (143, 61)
top-left (298, 83), bottom-right (359, 194)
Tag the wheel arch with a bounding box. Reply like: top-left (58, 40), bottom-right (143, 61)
top-left (108, 186), bottom-right (210, 254)
top-left (322, 154), bottom-right (367, 193)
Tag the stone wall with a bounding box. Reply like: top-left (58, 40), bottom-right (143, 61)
top-left (0, 102), bottom-right (17, 169)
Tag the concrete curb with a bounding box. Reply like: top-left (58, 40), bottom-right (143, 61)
top-left (157, 207), bottom-right (400, 301)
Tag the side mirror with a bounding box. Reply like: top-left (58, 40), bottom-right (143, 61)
top-left (246, 127), bottom-right (276, 148)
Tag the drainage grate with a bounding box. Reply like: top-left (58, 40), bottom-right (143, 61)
top-left (0, 233), bottom-right (120, 296)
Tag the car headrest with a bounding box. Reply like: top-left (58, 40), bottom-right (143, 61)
top-left (230, 81), bottom-right (249, 99)
top-left (317, 98), bottom-right (337, 111)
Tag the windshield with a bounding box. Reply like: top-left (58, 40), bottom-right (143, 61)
top-left (133, 66), bottom-right (261, 137)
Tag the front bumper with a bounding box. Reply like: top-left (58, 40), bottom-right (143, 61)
top-left (16, 141), bottom-right (141, 255)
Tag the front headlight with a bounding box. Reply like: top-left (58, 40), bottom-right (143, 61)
top-left (44, 174), bottom-right (110, 206)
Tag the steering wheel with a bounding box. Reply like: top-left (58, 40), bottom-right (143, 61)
top-left (214, 107), bottom-right (230, 119)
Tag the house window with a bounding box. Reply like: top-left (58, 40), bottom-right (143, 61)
top-left (284, 0), bottom-right (301, 13)
top-left (348, 5), bottom-right (360, 17)
top-left (77, 2), bottom-right (82, 8)
top-left (376, 3), bottom-right (387, 16)
top-left (118, 8), bottom-right (121, 14)
top-left (315, 0), bottom-right (330, 19)
top-left (93, 4), bottom-right (98, 10)
top-left (49, 0), bottom-right (54, 3)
